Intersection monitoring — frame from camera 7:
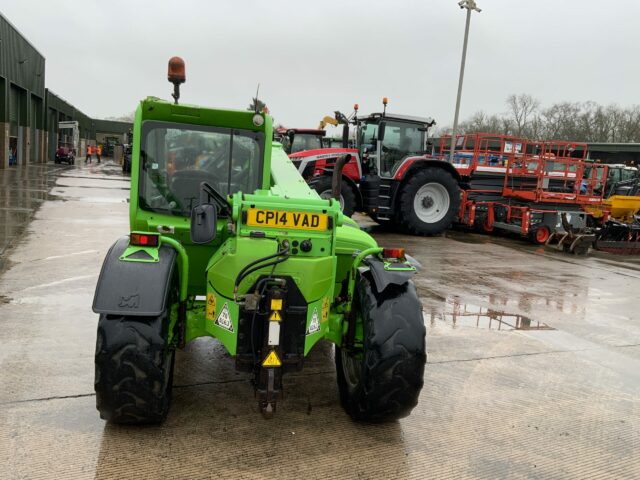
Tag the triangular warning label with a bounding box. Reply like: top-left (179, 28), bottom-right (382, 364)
top-left (262, 350), bottom-right (281, 367)
top-left (215, 303), bottom-right (234, 332)
top-left (269, 311), bottom-right (282, 322)
top-left (306, 308), bottom-right (320, 335)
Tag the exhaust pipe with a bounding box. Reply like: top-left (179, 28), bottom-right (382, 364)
top-left (331, 154), bottom-right (352, 201)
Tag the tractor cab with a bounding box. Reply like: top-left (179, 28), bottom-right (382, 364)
top-left (138, 119), bottom-right (265, 217)
top-left (274, 127), bottom-right (325, 155)
top-left (357, 112), bottom-right (435, 177)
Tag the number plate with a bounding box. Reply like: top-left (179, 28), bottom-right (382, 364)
top-left (246, 209), bottom-right (329, 231)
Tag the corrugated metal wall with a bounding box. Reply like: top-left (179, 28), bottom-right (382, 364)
top-left (0, 13), bottom-right (45, 165)
top-left (0, 15), bottom-right (45, 98)
top-left (0, 13), bottom-right (132, 164)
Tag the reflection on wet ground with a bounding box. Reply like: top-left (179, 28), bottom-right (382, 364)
top-left (432, 295), bottom-right (554, 331)
top-left (0, 164), bottom-right (69, 261)
top-left (0, 161), bottom-right (130, 276)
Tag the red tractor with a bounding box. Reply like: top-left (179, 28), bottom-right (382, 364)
top-left (277, 113), bottom-right (361, 216)
top-left (289, 100), bottom-right (459, 235)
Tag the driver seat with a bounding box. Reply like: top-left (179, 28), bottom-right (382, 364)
top-left (170, 170), bottom-right (221, 213)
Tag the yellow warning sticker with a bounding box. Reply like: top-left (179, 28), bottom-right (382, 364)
top-left (270, 299), bottom-right (283, 311)
top-left (321, 297), bottom-right (329, 323)
top-left (262, 350), bottom-right (281, 367)
top-left (206, 293), bottom-right (217, 320)
top-left (269, 310), bottom-right (282, 322)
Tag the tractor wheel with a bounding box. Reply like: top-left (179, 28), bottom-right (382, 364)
top-left (529, 225), bottom-right (550, 245)
top-left (336, 274), bottom-right (426, 422)
top-left (94, 306), bottom-right (176, 424)
top-left (309, 175), bottom-right (356, 217)
top-left (399, 168), bottom-right (460, 236)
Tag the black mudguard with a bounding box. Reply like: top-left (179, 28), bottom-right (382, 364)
top-left (364, 257), bottom-right (414, 293)
top-left (92, 236), bottom-right (177, 316)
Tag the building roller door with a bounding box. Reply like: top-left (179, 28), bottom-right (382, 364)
top-left (9, 86), bottom-right (19, 137)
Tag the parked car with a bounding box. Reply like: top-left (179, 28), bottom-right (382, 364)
top-left (55, 146), bottom-right (75, 165)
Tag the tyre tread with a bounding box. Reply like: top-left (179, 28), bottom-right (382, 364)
top-left (309, 175), bottom-right (357, 216)
top-left (399, 167), bottom-right (460, 236)
top-left (336, 276), bottom-right (426, 422)
top-left (95, 311), bottom-right (174, 424)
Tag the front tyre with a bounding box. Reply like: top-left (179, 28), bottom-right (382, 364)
top-left (399, 167), bottom-right (460, 235)
top-left (336, 275), bottom-right (426, 422)
top-left (95, 308), bottom-right (175, 424)
top-left (309, 175), bottom-right (356, 217)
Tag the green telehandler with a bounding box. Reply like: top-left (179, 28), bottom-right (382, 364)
top-left (92, 57), bottom-right (426, 422)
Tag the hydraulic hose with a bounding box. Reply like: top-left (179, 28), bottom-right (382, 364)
top-left (233, 247), bottom-right (290, 299)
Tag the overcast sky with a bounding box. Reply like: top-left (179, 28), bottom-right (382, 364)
top-left (2, 0), bottom-right (638, 131)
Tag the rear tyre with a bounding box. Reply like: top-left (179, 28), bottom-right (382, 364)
top-left (95, 306), bottom-right (176, 424)
top-left (336, 274), bottom-right (426, 422)
top-left (309, 175), bottom-right (356, 217)
top-left (399, 168), bottom-right (460, 235)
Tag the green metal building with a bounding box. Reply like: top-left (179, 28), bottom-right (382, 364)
top-left (0, 12), bottom-right (132, 168)
top-left (0, 13), bottom-right (46, 168)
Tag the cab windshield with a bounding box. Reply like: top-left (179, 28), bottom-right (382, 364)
top-left (139, 121), bottom-right (264, 216)
top-left (289, 133), bottom-right (323, 154)
top-left (360, 121), bottom-right (424, 176)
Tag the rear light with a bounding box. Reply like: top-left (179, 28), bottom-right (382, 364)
top-left (382, 248), bottom-right (405, 259)
top-left (130, 233), bottom-right (160, 247)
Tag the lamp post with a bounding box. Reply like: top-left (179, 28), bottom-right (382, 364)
top-left (449, 0), bottom-right (481, 162)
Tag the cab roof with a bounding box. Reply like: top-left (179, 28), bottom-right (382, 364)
top-left (275, 127), bottom-right (326, 136)
top-left (358, 112), bottom-right (436, 127)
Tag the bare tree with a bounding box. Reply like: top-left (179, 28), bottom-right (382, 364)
top-left (448, 95), bottom-right (640, 143)
top-left (248, 97), bottom-right (267, 113)
top-left (506, 94), bottom-right (540, 137)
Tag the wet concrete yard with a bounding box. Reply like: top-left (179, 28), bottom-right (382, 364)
top-left (1, 162), bottom-right (639, 479)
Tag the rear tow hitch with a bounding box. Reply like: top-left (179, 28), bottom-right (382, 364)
top-left (255, 288), bottom-right (285, 417)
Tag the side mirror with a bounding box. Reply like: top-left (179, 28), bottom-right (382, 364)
top-left (342, 124), bottom-right (349, 148)
top-left (378, 121), bottom-right (386, 142)
top-left (190, 204), bottom-right (217, 244)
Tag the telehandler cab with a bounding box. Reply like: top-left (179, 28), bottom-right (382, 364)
top-left (92, 57), bottom-right (426, 422)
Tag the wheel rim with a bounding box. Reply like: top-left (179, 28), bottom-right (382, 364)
top-left (320, 189), bottom-right (345, 211)
top-left (535, 226), bottom-right (550, 243)
top-left (341, 349), bottom-right (362, 390)
top-left (413, 183), bottom-right (450, 223)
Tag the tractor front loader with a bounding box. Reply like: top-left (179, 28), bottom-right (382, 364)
top-left (91, 58), bottom-right (426, 423)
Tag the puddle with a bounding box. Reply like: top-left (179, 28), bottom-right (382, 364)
top-left (417, 286), bottom-right (446, 302)
top-left (430, 295), bottom-right (554, 331)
